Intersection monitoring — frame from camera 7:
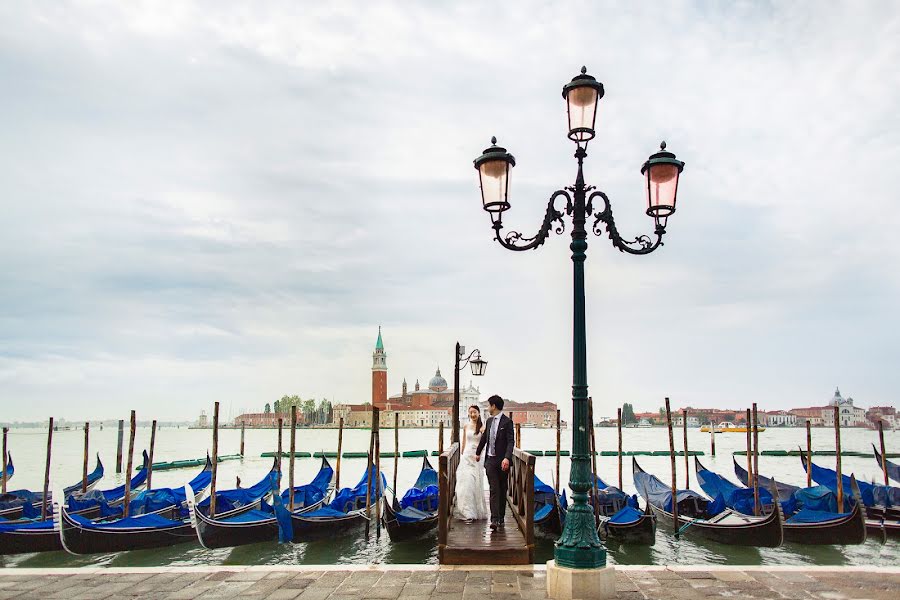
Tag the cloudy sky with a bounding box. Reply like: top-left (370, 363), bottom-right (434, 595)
top-left (1, 1), bottom-right (898, 422)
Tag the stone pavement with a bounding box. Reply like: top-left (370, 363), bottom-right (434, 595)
top-left (0, 565), bottom-right (897, 599)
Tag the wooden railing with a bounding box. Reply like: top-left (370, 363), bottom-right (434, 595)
top-left (437, 441), bottom-right (460, 560)
top-left (508, 447), bottom-right (535, 561)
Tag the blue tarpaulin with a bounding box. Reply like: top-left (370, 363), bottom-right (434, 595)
top-left (399, 460), bottom-right (438, 513)
top-left (786, 508), bottom-right (848, 524)
top-left (634, 468), bottom-right (708, 514)
top-left (874, 444), bottom-right (900, 485)
top-left (804, 457), bottom-right (899, 507)
top-left (696, 466), bottom-right (774, 515)
top-left (608, 505), bottom-right (643, 524)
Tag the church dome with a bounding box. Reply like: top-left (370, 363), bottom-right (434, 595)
top-left (429, 368), bottom-right (448, 392)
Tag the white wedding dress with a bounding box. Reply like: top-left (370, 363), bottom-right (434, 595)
top-left (454, 423), bottom-right (488, 520)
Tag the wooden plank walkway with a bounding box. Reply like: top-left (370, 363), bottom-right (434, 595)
top-left (441, 494), bottom-right (531, 565)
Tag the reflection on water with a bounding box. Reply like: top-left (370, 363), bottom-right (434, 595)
top-left (0, 425), bottom-right (897, 567)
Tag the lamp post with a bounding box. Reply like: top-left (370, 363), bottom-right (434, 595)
top-left (452, 343), bottom-right (487, 444)
top-left (473, 67), bottom-right (685, 574)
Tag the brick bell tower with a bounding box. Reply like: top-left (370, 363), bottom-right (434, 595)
top-left (372, 326), bottom-right (387, 409)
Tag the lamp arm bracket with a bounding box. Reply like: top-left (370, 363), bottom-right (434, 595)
top-left (457, 348), bottom-right (481, 371)
top-left (589, 191), bottom-right (665, 255)
top-left (493, 190), bottom-right (570, 252)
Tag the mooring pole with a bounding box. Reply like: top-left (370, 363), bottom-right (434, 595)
top-left (515, 423), bottom-right (522, 449)
top-left (556, 409), bottom-right (562, 495)
top-left (710, 421), bottom-right (716, 457)
top-left (878, 420), bottom-right (889, 487)
top-left (123, 411), bottom-right (136, 518)
top-left (364, 408), bottom-right (377, 536)
top-left (81, 421), bottom-right (90, 493)
top-left (588, 398), bottom-right (599, 526)
top-left (1, 427), bottom-right (7, 494)
top-left (116, 418), bottom-right (124, 474)
top-left (752, 403), bottom-right (760, 516)
top-left (664, 398), bottom-right (678, 530)
top-left (277, 417), bottom-right (283, 476)
top-left (393, 412), bottom-right (399, 500)
top-left (374, 409), bottom-right (382, 538)
top-left (289, 405), bottom-right (297, 511)
top-left (240, 421), bottom-right (246, 457)
top-left (834, 405), bottom-right (843, 509)
top-left (41, 417), bottom-right (54, 521)
top-left (210, 402), bottom-right (220, 517)
top-left (438, 420), bottom-right (444, 454)
top-left (336, 417), bottom-right (344, 490)
top-left (745, 408), bottom-right (753, 504)
top-left (147, 419), bottom-right (157, 490)
top-left (617, 407), bottom-right (623, 490)
top-left (682, 409), bottom-right (690, 489)
top-left (806, 420), bottom-right (813, 488)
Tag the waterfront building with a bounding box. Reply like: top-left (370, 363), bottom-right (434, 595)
top-left (790, 407), bottom-right (824, 426)
top-left (231, 412), bottom-right (297, 428)
top-left (766, 410), bottom-right (797, 427)
top-left (197, 411), bottom-right (208, 428)
top-left (822, 388), bottom-right (867, 427)
top-left (673, 414), bottom-right (701, 428)
top-left (372, 327), bottom-right (387, 408)
top-left (866, 406), bottom-right (897, 429)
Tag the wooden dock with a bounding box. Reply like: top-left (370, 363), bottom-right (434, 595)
top-left (441, 495), bottom-right (531, 565)
top-left (438, 446), bottom-right (536, 565)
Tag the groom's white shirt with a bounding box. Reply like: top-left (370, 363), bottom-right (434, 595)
top-left (487, 411), bottom-right (504, 457)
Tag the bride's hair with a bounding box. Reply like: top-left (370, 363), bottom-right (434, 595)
top-left (468, 405), bottom-right (483, 435)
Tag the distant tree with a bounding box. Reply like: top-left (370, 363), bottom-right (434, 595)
top-left (659, 407), bottom-right (666, 423)
top-left (621, 403), bottom-right (637, 425)
top-left (264, 403), bottom-right (271, 414)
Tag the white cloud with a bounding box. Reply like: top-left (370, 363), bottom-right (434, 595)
top-left (1, 1), bottom-right (898, 422)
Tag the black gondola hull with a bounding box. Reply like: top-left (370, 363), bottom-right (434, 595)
top-left (0, 524), bottom-right (62, 555)
top-left (382, 501), bottom-right (438, 541)
top-left (289, 511), bottom-right (366, 540)
top-left (599, 512), bottom-right (656, 546)
top-left (782, 500), bottom-right (866, 545)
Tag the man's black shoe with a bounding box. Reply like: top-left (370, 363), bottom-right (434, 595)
top-left (489, 520), bottom-right (499, 530)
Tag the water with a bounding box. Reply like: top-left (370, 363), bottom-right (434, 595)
top-left (2, 424), bottom-right (898, 568)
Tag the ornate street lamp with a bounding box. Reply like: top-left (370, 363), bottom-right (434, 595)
top-left (473, 67), bottom-right (685, 573)
top-left (452, 344), bottom-right (487, 444)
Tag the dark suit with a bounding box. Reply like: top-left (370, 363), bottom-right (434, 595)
top-left (476, 412), bottom-right (514, 523)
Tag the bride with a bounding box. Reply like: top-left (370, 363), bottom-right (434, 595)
top-left (454, 405), bottom-right (488, 521)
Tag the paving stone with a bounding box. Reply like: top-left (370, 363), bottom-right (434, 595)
top-left (264, 590), bottom-right (304, 600)
top-left (296, 588), bottom-right (336, 600)
top-left (366, 585), bottom-right (403, 599)
top-left (713, 571), bottom-right (756, 582)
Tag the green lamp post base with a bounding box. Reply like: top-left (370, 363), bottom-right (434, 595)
top-left (553, 507), bottom-right (607, 569)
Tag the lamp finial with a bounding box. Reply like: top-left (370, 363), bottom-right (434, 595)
top-left (660, 140), bottom-right (667, 151)
top-left (491, 136), bottom-right (497, 145)
top-left (580, 66), bottom-right (587, 74)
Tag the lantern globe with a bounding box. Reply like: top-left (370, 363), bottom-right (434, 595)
top-left (474, 137), bottom-right (515, 214)
top-left (469, 356), bottom-right (487, 377)
top-left (641, 141), bottom-right (685, 223)
top-left (562, 67), bottom-right (605, 142)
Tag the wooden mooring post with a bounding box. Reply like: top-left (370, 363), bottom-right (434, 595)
top-left (878, 420), bottom-right (889, 486)
top-left (364, 407), bottom-right (378, 537)
top-left (41, 417), bottom-right (54, 521)
top-left (81, 421), bottom-right (90, 493)
top-left (555, 409), bottom-right (561, 494)
top-left (806, 420), bottom-right (813, 488)
top-left (664, 398), bottom-right (678, 531)
top-left (374, 410), bottom-right (382, 538)
top-left (123, 411), bottom-right (136, 518)
top-left (745, 408), bottom-right (754, 512)
top-left (393, 412), bottom-right (399, 500)
top-left (1, 427), bottom-right (7, 494)
top-left (834, 405), bottom-right (843, 509)
top-left (682, 409), bottom-right (690, 489)
top-left (210, 402), bottom-right (220, 517)
top-left (147, 420), bottom-right (157, 490)
top-left (336, 417), bottom-right (344, 490)
top-left (710, 421), bottom-right (716, 457)
top-left (438, 420), bottom-right (444, 454)
top-left (752, 403), bottom-right (760, 516)
top-left (276, 417), bottom-right (283, 476)
top-left (617, 407), bottom-right (623, 490)
top-left (240, 421), bottom-right (246, 457)
top-left (116, 419), bottom-right (124, 473)
top-left (289, 406), bottom-right (297, 510)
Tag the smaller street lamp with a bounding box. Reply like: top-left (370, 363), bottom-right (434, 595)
top-left (452, 343), bottom-right (487, 444)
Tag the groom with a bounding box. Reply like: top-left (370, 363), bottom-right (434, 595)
top-left (475, 395), bottom-right (514, 530)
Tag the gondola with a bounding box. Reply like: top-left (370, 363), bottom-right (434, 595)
top-left (533, 474), bottom-right (566, 535)
top-left (0, 452), bottom-right (153, 555)
top-left (592, 474), bottom-right (656, 546)
top-left (872, 444), bottom-right (900, 485)
top-left (286, 462), bottom-right (385, 541)
top-left (633, 458), bottom-right (782, 547)
top-left (798, 453), bottom-right (900, 539)
top-left (59, 456), bottom-right (217, 554)
top-left (190, 456), bottom-right (334, 549)
top-left (697, 456), bottom-right (865, 545)
top-left (800, 453), bottom-right (900, 521)
top-left (1, 453), bottom-right (12, 484)
top-left (383, 456), bottom-right (438, 541)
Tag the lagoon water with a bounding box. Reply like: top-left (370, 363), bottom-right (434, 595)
top-left (2, 423), bottom-right (898, 568)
